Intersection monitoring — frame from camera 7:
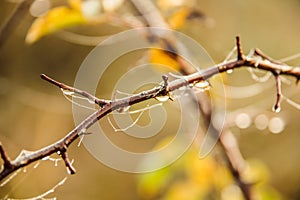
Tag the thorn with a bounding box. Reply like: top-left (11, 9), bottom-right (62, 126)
top-left (0, 142), bottom-right (12, 169)
top-left (273, 75), bottom-right (282, 113)
top-left (60, 146), bottom-right (76, 175)
top-left (236, 36), bottom-right (244, 61)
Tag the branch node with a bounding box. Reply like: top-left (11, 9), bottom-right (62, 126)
top-left (236, 36), bottom-right (245, 61)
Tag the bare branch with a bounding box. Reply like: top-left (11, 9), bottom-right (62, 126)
top-left (0, 143), bottom-right (12, 169)
top-left (254, 48), bottom-right (284, 65)
top-left (0, 41), bottom-right (300, 183)
top-left (40, 74), bottom-right (110, 107)
top-left (59, 148), bottom-right (76, 174)
top-left (236, 36), bottom-right (245, 61)
top-left (273, 75), bottom-right (282, 112)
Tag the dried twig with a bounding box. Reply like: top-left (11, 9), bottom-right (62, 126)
top-left (40, 74), bottom-right (110, 107)
top-left (274, 75), bottom-right (282, 112)
top-left (0, 41), bottom-right (299, 182)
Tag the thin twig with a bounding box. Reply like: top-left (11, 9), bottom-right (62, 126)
top-left (254, 48), bottom-right (284, 65)
top-left (0, 143), bottom-right (12, 169)
top-left (236, 36), bottom-right (244, 61)
top-left (274, 75), bottom-right (282, 112)
top-left (40, 74), bottom-right (110, 107)
top-left (59, 148), bottom-right (76, 174)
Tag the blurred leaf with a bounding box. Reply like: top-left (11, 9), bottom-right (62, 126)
top-left (256, 185), bottom-right (282, 200)
top-left (26, 6), bottom-right (86, 44)
top-left (150, 49), bottom-right (180, 73)
top-left (164, 181), bottom-right (203, 200)
top-left (138, 167), bottom-right (172, 198)
top-left (242, 159), bottom-right (270, 184)
top-left (168, 7), bottom-right (205, 29)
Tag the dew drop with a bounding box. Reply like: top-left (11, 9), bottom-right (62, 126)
top-left (227, 69), bottom-right (233, 74)
top-left (155, 95), bottom-right (169, 102)
top-left (117, 106), bottom-right (131, 113)
top-left (56, 151), bottom-right (61, 155)
top-left (61, 89), bottom-right (75, 96)
top-left (194, 81), bottom-right (210, 91)
top-left (273, 106), bottom-right (281, 113)
top-left (88, 99), bottom-right (95, 104)
top-left (23, 168), bottom-right (27, 173)
top-left (82, 128), bottom-right (87, 133)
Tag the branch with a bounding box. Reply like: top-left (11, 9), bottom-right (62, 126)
top-left (40, 74), bottom-right (110, 107)
top-left (128, 1), bottom-right (255, 199)
top-left (0, 143), bottom-right (12, 169)
top-left (274, 75), bottom-right (282, 112)
top-left (236, 36), bottom-right (245, 61)
top-left (0, 41), bottom-right (299, 182)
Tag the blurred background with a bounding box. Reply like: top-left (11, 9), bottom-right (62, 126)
top-left (1, 0), bottom-right (300, 199)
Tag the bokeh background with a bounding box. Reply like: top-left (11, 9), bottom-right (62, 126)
top-left (1, 0), bottom-right (300, 199)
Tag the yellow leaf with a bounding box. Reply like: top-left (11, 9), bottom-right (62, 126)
top-left (168, 7), bottom-right (205, 29)
top-left (68, 0), bottom-right (82, 11)
top-left (150, 49), bottom-right (180, 73)
top-left (26, 6), bottom-right (86, 44)
top-left (168, 7), bottom-right (190, 29)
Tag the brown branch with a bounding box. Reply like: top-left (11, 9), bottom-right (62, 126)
top-left (59, 147), bottom-right (76, 174)
top-left (0, 143), bottom-right (12, 169)
top-left (273, 75), bottom-right (282, 112)
top-left (0, 40), bottom-right (299, 182)
top-left (40, 74), bottom-right (110, 107)
top-left (236, 36), bottom-right (245, 61)
top-left (253, 48), bottom-right (284, 65)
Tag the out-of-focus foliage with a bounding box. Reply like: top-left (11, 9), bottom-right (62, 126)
top-left (26, 0), bottom-right (86, 43)
top-left (26, 0), bottom-right (125, 43)
top-left (138, 142), bottom-right (281, 200)
top-left (150, 49), bottom-right (180, 72)
top-left (26, 0), bottom-right (205, 44)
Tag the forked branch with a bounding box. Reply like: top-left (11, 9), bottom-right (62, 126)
top-left (0, 37), bottom-right (300, 183)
